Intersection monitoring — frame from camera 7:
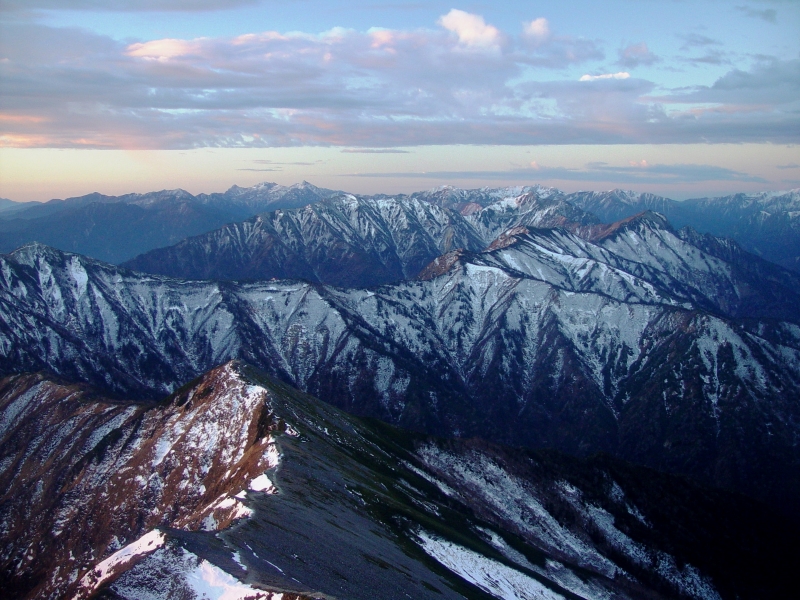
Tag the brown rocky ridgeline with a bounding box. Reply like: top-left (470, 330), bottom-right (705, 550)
top-left (0, 361), bottom-right (291, 599)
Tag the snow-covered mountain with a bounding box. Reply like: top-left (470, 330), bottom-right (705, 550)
top-left (5, 181), bottom-right (799, 274)
top-left (0, 181), bottom-right (340, 264)
top-left (122, 189), bottom-right (600, 286)
top-left (2, 220), bottom-right (799, 515)
top-left (196, 180), bottom-right (341, 215)
top-left (566, 188), bottom-right (800, 273)
top-left (561, 190), bottom-right (677, 225)
top-left (2, 361), bottom-right (795, 600)
top-left (123, 194), bottom-right (487, 286)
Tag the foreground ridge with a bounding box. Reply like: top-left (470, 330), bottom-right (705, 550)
top-left (1, 362), bottom-right (797, 599)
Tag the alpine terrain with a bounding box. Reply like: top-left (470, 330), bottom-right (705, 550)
top-left (565, 189), bottom-right (800, 273)
top-left (0, 182), bottom-right (339, 264)
top-left (2, 183), bottom-right (800, 599)
top-left (2, 362), bottom-right (795, 600)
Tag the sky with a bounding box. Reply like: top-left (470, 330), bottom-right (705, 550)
top-left (0, 0), bottom-right (798, 201)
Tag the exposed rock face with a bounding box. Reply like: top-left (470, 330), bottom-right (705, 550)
top-left (0, 362), bottom-right (286, 599)
top-left (2, 226), bottom-right (800, 514)
top-left (1, 363), bottom-right (796, 600)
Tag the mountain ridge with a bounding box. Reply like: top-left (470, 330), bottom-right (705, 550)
top-left (4, 182), bottom-right (800, 273)
top-left (3, 236), bottom-right (799, 515)
top-left (3, 361), bottom-right (797, 600)
top-left (0, 182), bottom-right (342, 264)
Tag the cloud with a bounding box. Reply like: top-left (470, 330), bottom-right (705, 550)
top-left (437, 9), bottom-right (503, 51)
top-left (678, 33), bottom-right (722, 50)
top-left (680, 50), bottom-right (731, 66)
top-left (658, 58), bottom-right (800, 105)
top-left (352, 162), bottom-right (767, 184)
top-left (251, 159), bottom-right (321, 165)
top-left (777, 163), bottom-right (800, 169)
top-left (618, 42), bottom-right (660, 68)
top-left (677, 34), bottom-right (731, 66)
top-left (0, 17), bottom-right (797, 151)
top-left (341, 148), bottom-right (410, 153)
top-left (523, 18), bottom-right (550, 45)
top-left (735, 5), bottom-right (777, 22)
top-left (126, 39), bottom-right (204, 60)
top-left (580, 72), bottom-right (630, 81)
top-left (583, 162), bottom-right (767, 183)
top-left (518, 25), bottom-right (603, 68)
top-left (0, 0), bottom-right (261, 11)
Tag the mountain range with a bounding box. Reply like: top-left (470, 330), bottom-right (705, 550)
top-left (565, 189), bottom-right (800, 273)
top-left (0, 182), bottom-right (339, 264)
top-left (2, 203), bottom-right (799, 517)
top-left (122, 190), bottom-right (599, 286)
top-left (2, 183), bottom-right (798, 274)
top-left (3, 362), bottom-right (796, 600)
top-left (2, 182), bottom-right (800, 599)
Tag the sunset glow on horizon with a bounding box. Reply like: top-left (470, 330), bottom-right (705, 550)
top-left (1, 0), bottom-right (798, 201)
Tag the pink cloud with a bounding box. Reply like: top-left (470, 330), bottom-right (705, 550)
top-left (437, 9), bottom-right (503, 51)
top-left (127, 38), bottom-right (204, 60)
top-left (618, 42), bottom-right (660, 68)
top-left (1, 18), bottom-right (796, 151)
top-left (523, 18), bottom-right (550, 45)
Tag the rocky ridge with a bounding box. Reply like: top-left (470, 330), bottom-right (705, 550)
top-left (2, 222), bottom-right (799, 514)
top-left (121, 189), bottom-right (600, 286)
top-left (566, 188), bottom-right (800, 273)
top-left (2, 362), bottom-right (796, 600)
top-left (0, 362), bottom-right (291, 599)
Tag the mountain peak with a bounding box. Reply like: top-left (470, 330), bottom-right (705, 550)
top-left (9, 240), bottom-right (64, 261)
top-left (588, 210), bottom-right (671, 241)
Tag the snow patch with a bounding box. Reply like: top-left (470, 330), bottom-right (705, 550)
top-left (416, 529), bottom-right (566, 600)
top-left (111, 544), bottom-right (280, 600)
top-left (79, 529), bottom-right (166, 595)
top-left (249, 473), bottom-right (277, 493)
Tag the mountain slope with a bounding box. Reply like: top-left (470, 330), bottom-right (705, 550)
top-left (2, 242), bottom-right (799, 515)
top-left (2, 362), bottom-right (796, 600)
top-left (0, 198), bottom-right (38, 216)
top-left (563, 190), bottom-right (677, 225)
top-left (123, 195), bottom-right (486, 286)
top-left (0, 182), bottom-right (340, 264)
top-left (567, 189), bottom-right (800, 273)
top-left (121, 189), bottom-right (600, 286)
top-left (0, 363), bottom-right (284, 599)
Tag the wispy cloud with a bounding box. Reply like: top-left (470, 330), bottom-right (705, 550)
top-left (352, 162), bottom-right (767, 184)
top-left (678, 33), bottom-right (722, 50)
top-left (341, 148), bottom-right (410, 154)
top-left (680, 50), bottom-right (732, 66)
top-left (735, 5), bottom-right (777, 23)
top-left (580, 72), bottom-right (630, 82)
top-left (1, 0), bottom-right (261, 11)
top-left (618, 42), bottom-right (660, 68)
top-left (251, 159), bottom-right (322, 165)
top-left (777, 163), bottom-right (800, 169)
top-left (0, 12), bottom-right (797, 150)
